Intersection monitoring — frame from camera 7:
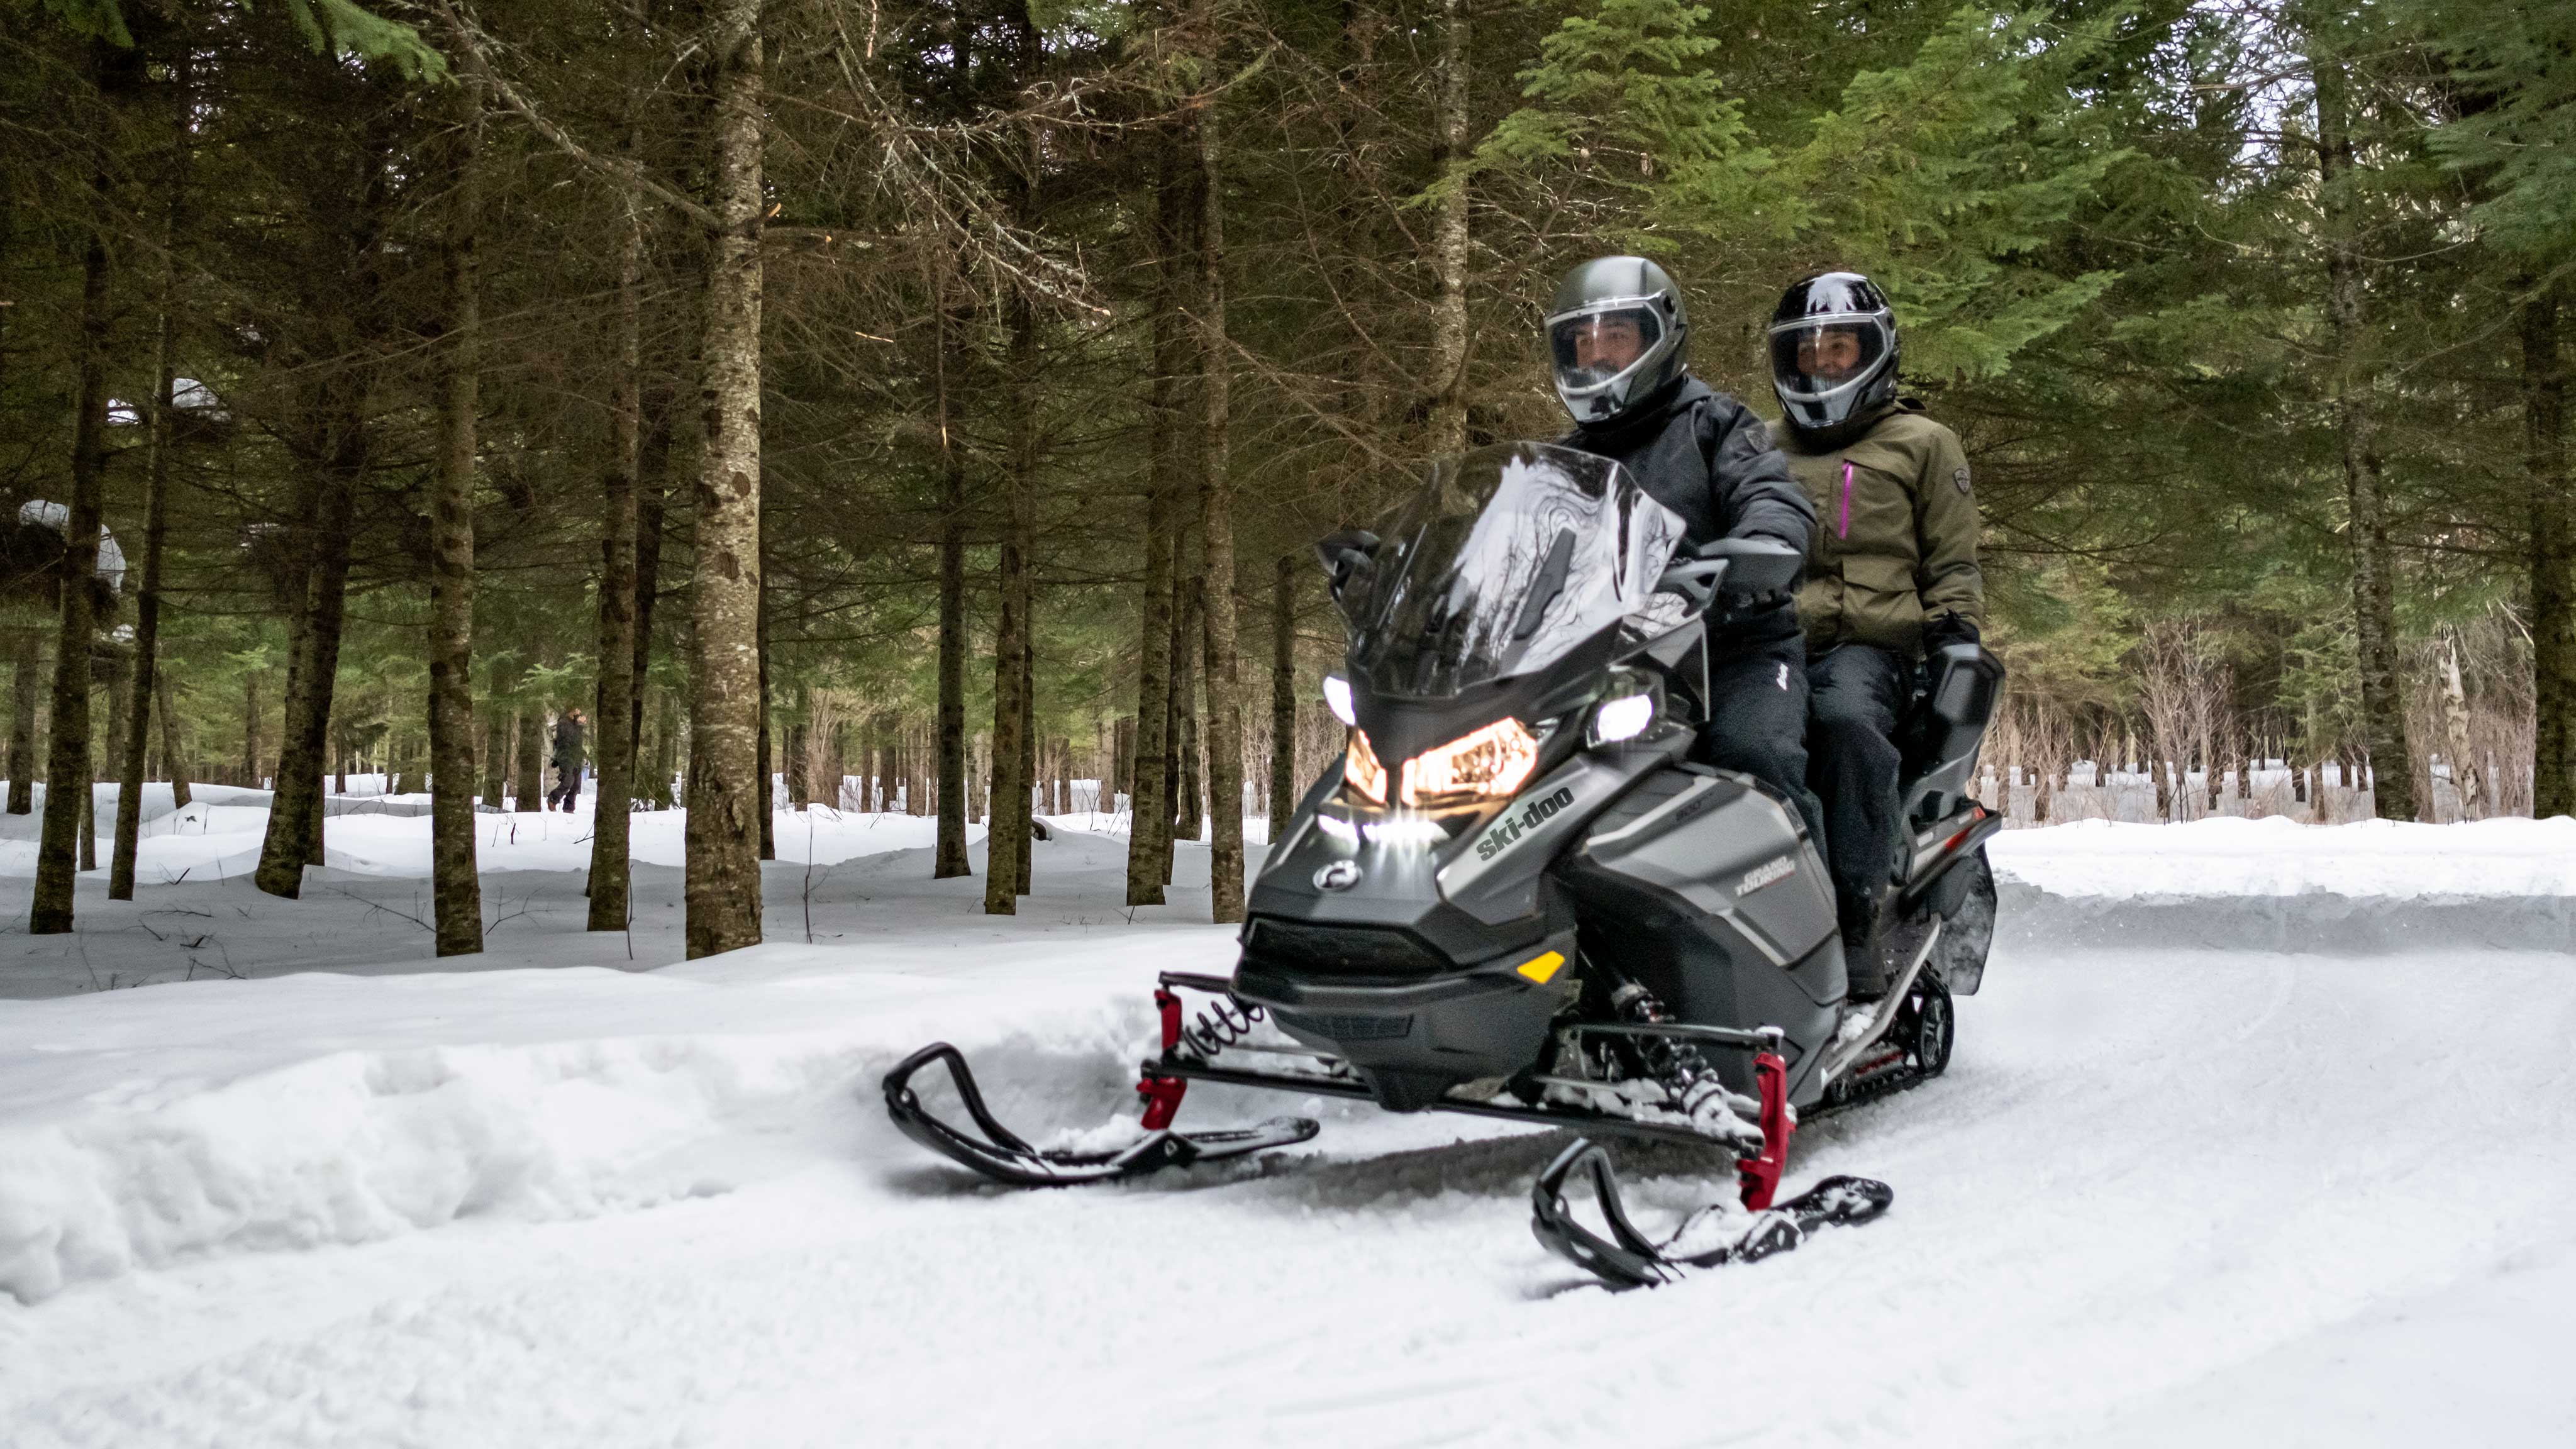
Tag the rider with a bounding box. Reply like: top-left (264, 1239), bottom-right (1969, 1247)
top-left (1548, 256), bottom-right (1824, 848)
top-left (1767, 272), bottom-right (1984, 994)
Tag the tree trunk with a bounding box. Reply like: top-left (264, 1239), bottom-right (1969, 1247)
top-left (514, 708), bottom-right (543, 812)
top-left (243, 672), bottom-right (263, 787)
top-left (8, 632), bottom-right (37, 814)
top-left (757, 574), bottom-right (775, 859)
top-left (1269, 553), bottom-right (1298, 833)
top-left (253, 391), bottom-right (368, 894)
top-left (1123, 131), bottom-right (1191, 906)
top-left (2525, 282), bottom-right (2573, 817)
top-left (79, 716), bottom-right (97, 875)
top-left (2312, 48), bottom-right (2416, 822)
top-left (984, 370), bottom-right (1034, 912)
top-left (1197, 108), bottom-right (1246, 923)
top-left (785, 691), bottom-right (810, 808)
top-left (426, 89), bottom-right (486, 956)
top-left (1014, 633), bottom-right (1036, 893)
top-left (1175, 577), bottom-right (1205, 845)
top-left (588, 182), bottom-right (643, 930)
top-left (682, 0), bottom-right (769, 957)
top-left (480, 660), bottom-right (510, 805)
top-left (1424, 0), bottom-right (1471, 453)
top-left (112, 55), bottom-right (189, 902)
top-left (633, 414), bottom-right (670, 806)
top-left (30, 190), bottom-right (113, 934)
top-left (157, 672), bottom-right (187, 810)
top-left (933, 290), bottom-right (972, 878)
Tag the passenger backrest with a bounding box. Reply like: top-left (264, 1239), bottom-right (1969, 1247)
top-left (1899, 643), bottom-right (2006, 823)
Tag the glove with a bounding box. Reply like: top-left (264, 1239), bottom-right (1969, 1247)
top-left (1924, 614), bottom-right (1982, 653)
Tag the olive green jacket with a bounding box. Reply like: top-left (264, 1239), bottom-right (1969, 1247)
top-left (1774, 399), bottom-right (1984, 657)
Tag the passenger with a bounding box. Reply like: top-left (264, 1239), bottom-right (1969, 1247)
top-left (1767, 272), bottom-right (1985, 995)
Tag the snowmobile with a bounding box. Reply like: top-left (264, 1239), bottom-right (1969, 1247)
top-left (884, 441), bottom-right (2003, 1287)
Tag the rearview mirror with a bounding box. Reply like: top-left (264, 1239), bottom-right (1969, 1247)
top-left (1316, 528), bottom-right (1380, 622)
top-left (1315, 529), bottom-right (1379, 592)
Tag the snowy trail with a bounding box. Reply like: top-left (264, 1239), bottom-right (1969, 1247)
top-left (3, 829), bottom-right (2573, 1444)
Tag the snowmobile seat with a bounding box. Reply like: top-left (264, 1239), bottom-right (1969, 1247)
top-left (1898, 641), bottom-right (2005, 825)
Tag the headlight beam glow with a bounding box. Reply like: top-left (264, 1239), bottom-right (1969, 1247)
top-left (1399, 718), bottom-right (1540, 809)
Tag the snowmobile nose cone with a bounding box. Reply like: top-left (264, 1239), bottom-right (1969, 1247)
top-left (1313, 860), bottom-right (1361, 891)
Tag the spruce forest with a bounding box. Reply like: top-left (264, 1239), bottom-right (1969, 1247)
top-left (1, 0), bottom-right (2569, 953)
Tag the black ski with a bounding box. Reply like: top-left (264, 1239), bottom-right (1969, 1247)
top-left (1530, 1137), bottom-right (1893, 1290)
top-left (882, 1042), bottom-right (1319, 1187)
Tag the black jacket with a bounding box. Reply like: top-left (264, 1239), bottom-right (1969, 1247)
top-left (1562, 375), bottom-right (1815, 645)
top-left (550, 716), bottom-right (585, 770)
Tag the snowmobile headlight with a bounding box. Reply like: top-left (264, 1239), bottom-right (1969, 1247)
top-left (1344, 728), bottom-right (1389, 805)
top-left (1588, 692), bottom-right (1656, 745)
top-left (1323, 674), bottom-right (1356, 727)
top-left (1399, 718), bottom-right (1540, 808)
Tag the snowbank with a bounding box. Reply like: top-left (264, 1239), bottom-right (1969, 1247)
top-left (0, 938), bottom-right (1197, 1304)
top-left (1987, 815), bottom-right (2576, 897)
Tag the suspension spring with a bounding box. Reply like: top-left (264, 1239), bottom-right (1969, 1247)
top-left (1607, 981), bottom-right (1722, 1094)
top-left (1175, 995), bottom-right (1267, 1060)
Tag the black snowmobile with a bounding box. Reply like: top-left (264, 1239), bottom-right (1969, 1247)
top-left (885, 442), bottom-right (2004, 1287)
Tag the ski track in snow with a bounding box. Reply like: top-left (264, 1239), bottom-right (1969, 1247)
top-left (0, 805), bottom-right (2572, 1445)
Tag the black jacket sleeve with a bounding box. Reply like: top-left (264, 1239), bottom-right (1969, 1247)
top-left (1699, 399), bottom-right (1813, 553)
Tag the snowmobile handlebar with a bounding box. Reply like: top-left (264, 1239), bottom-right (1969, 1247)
top-left (1655, 536), bottom-right (1803, 613)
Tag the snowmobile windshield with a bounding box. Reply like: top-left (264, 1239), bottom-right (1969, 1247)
top-left (1345, 442), bottom-right (1685, 699)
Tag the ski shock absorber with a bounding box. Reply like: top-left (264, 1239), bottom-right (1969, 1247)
top-left (1590, 958), bottom-right (1745, 1129)
top-left (1174, 993), bottom-right (1267, 1058)
top-left (1139, 982), bottom-right (1273, 1131)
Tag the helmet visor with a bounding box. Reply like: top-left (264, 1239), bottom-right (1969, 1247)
top-left (1550, 305), bottom-right (1665, 396)
top-left (1768, 318), bottom-right (1890, 401)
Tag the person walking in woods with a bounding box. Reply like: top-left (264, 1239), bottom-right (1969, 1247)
top-left (549, 707), bottom-right (587, 812)
top-left (1548, 256), bottom-right (1825, 846)
top-left (1767, 271), bottom-right (1985, 995)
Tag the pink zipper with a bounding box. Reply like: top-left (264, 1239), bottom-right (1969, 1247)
top-left (1837, 460), bottom-right (1853, 538)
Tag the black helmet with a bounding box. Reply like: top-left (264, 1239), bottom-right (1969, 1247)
top-left (1769, 271), bottom-right (1898, 446)
top-left (1545, 256), bottom-right (1689, 428)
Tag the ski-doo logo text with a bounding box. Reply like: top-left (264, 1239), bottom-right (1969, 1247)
top-left (1474, 786), bottom-right (1578, 862)
top-left (1736, 855), bottom-right (1795, 896)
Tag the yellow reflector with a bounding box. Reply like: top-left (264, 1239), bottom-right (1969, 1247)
top-left (1515, 950), bottom-right (1567, 984)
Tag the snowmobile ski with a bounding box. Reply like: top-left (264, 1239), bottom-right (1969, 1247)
top-left (1530, 1138), bottom-right (1894, 1291)
top-left (1531, 1041), bottom-right (1892, 1289)
top-left (882, 1041), bottom-right (1319, 1187)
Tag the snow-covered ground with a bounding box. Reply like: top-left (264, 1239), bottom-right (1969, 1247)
top-left (1987, 814), bottom-right (2576, 897)
top-left (0, 782), bottom-right (965, 881)
top-left (2, 807), bottom-right (2573, 1445)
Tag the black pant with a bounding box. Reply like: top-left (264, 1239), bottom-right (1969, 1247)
top-left (1806, 643), bottom-right (1909, 922)
top-left (1694, 636), bottom-right (1827, 853)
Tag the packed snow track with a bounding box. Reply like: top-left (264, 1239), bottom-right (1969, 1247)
top-left (2, 820), bottom-right (2573, 1446)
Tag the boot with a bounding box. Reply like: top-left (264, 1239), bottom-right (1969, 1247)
top-left (1841, 884), bottom-right (1903, 999)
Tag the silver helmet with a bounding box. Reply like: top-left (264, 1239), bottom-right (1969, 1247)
top-left (1545, 256), bottom-right (1690, 428)
top-left (1768, 271), bottom-right (1899, 445)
